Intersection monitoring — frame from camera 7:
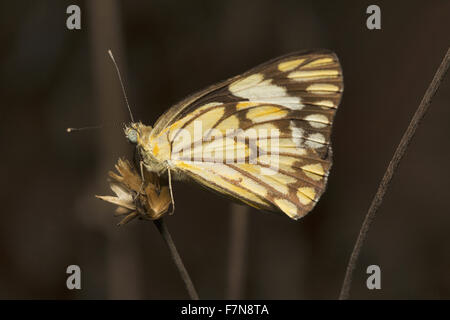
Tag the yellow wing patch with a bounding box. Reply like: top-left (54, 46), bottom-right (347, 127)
top-left (302, 57), bottom-right (334, 68)
top-left (229, 74), bottom-right (264, 93)
top-left (288, 69), bottom-right (340, 81)
top-left (307, 83), bottom-right (340, 92)
top-left (274, 198), bottom-right (299, 219)
top-left (246, 106), bottom-right (289, 122)
top-left (277, 58), bottom-right (305, 72)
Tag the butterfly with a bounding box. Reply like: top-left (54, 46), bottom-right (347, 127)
top-left (124, 50), bottom-right (343, 220)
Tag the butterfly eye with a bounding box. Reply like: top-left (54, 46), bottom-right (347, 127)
top-left (126, 128), bottom-right (138, 144)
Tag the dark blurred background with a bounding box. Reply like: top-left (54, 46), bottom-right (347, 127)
top-left (1, 0), bottom-right (449, 299)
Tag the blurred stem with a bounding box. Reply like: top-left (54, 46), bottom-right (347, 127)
top-left (88, 0), bottom-right (141, 299)
top-left (153, 218), bottom-right (199, 300)
top-left (339, 48), bottom-right (450, 300)
top-left (227, 204), bottom-right (249, 299)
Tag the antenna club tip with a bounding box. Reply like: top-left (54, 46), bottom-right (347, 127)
top-left (66, 128), bottom-right (72, 133)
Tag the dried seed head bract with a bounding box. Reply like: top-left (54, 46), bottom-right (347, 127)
top-left (96, 158), bottom-right (171, 225)
top-left (96, 158), bottom-right (198, 299)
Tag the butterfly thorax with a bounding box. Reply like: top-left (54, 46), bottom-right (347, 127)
top-left (125, 122), bottom-right (168, 175)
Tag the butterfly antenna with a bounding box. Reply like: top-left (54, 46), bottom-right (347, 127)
top-left (108, 49), bottom-right (135, 122)
top-left (66, 125), bottom-right (103, 133)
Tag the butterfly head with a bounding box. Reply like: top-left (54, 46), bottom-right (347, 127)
top-left (125, 127), bottom-right (138, 144)
top-left (124, 122), bottom-right (152, 146)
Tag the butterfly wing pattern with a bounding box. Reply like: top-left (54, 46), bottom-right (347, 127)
top-left (142, 50), bottom-right (343, 220)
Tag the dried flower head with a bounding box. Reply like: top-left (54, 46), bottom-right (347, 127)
top-left (96, 158), bottom-right (171, 225)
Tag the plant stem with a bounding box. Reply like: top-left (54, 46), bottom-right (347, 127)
top-left (339, 48), bottom-right (450, 300)
top-left (153, 218), bottom-right (199, 300)
top-left (89, 0), bottom-right (141, 299)
top-left (227, 204), bottom-right (249, 299)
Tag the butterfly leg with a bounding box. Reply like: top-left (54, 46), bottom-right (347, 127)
top-left (133, 160), bottom-right (146, 201)
top-left (167, 168), bottom-right (175, 215)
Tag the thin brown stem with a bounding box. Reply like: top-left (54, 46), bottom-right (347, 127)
top-left (153, 218), bottom-right (199, 300)
top-left (227, 204), bottom-right (249, 299)
top-left (88, 0), bottom-right (141, 299)
top-left (339, 48), bottom-right (450, 300)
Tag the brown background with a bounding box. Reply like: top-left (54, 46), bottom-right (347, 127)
top-left (1, 0), bottom-right (449, 299)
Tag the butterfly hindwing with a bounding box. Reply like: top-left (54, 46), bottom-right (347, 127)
top-left (149, 50), bottom-right (343, 219)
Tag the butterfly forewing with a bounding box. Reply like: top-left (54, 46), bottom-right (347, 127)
top-left (150, 50), bottom-right (343, 219)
